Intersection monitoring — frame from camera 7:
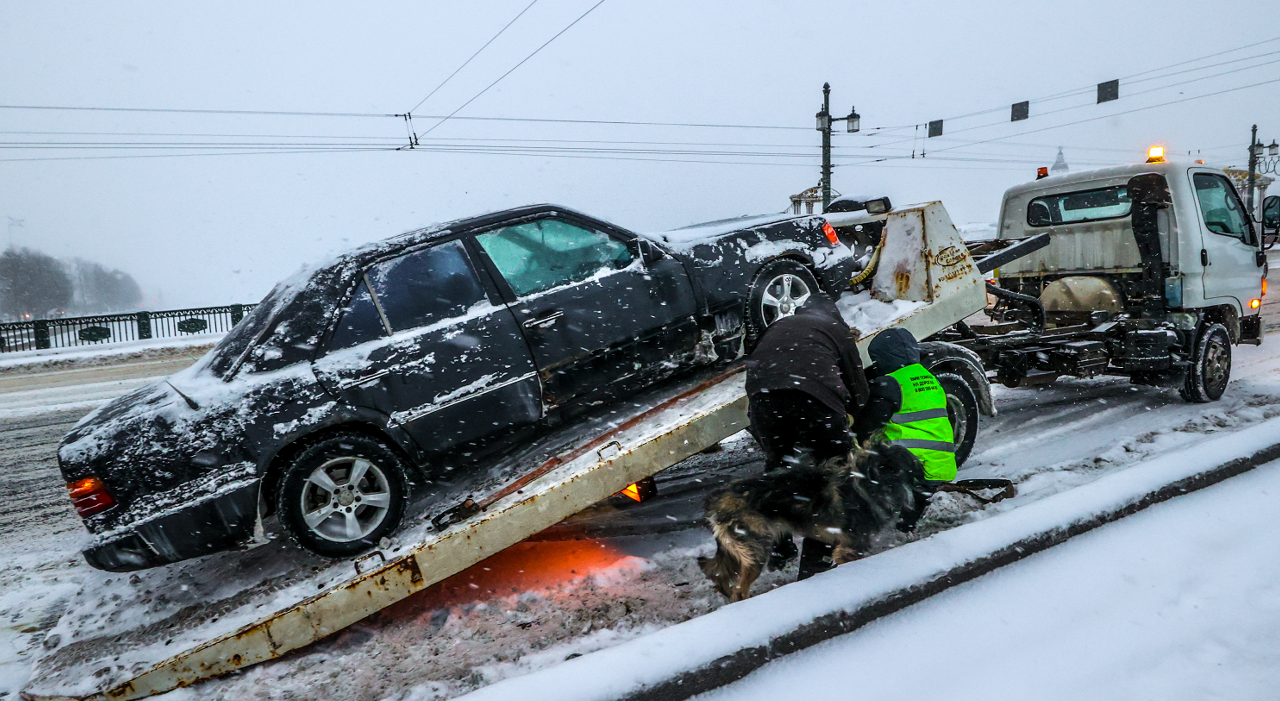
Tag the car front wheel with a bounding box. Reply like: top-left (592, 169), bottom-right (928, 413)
top-left (277, 433), bottom-right (408, 558)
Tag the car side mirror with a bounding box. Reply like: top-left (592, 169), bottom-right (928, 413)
top-left (633, 238), bottom-right (665, 266)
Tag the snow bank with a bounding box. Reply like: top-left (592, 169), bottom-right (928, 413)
top-left (454, 416), bottom-right (1280, 701)
top-left (0, 334), bottom-right (221, 372)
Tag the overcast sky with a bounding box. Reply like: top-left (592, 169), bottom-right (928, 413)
top-left (2, 0), bottom-right (1278, 308)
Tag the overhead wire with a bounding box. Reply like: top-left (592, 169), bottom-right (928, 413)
top-left (406, 0), bottom-right (539, 115)
top-left (416, 0), bottom-right (609, 139)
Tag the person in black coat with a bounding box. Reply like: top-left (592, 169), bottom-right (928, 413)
top-left (745, 292), bottom-right (868, 467)
top-left (744, 292), bottom-right (869, 579)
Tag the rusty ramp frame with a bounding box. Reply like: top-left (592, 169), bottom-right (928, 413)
top-left (23, 375), bottom-right (750, 701)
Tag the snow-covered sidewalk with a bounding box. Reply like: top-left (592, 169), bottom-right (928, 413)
top-left (697, 458), bottom-right (1280, 701)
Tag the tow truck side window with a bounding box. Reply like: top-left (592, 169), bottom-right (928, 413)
top-left (1027, 185), bottom-right (1131, 227)
top-left (476, 219), bottom-right (634, 298)
top-left (1193, 173), bottom-right (1252, 242)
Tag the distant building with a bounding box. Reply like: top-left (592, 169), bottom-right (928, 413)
top-left (789, 185), bottom-right (827, 215)
top-left (1050, 147), bottom-right (1069, 175)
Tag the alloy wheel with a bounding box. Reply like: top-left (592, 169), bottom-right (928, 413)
top-left (759, 273), bottom-right (813, 326)
top-left (299, 456), bottom-right (393, 542)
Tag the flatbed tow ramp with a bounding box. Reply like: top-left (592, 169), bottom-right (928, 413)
top-left (22, 202), bottom-right (991, 700)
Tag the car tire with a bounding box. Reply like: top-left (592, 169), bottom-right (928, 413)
top-left (277, 432), bottom-right (408, 558)
top-left (747, 259), bottom-right (821, 338)
top-left (1179, 323), bottom-right (1231, 403)
top-left (935, 372), bottom-right (979, 468)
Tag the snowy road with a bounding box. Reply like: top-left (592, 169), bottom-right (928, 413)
top-left (4, 304), bottom-right (1280, 699)
top-left (695, 458), bottom-right (1280, 701)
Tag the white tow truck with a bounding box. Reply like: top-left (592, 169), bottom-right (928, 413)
top-left (935, 148), bottom-right (1266, 402)
top-left (24, 200), bottom-right (1019, 701)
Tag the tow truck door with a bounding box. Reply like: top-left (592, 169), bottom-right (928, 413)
top-left (1191, 169), bottom-right (1262, 308)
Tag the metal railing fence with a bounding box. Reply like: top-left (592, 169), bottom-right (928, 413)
top-left (0, 304), bottom-right (253, 353)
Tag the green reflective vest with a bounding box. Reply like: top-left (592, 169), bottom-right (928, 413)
top-left (881, 363), bottom-right (957, 482)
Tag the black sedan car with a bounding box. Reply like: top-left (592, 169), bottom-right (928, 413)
top-left (59, 204), bottom-right (863, 571)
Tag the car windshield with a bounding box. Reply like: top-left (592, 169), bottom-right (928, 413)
top-left (203, 283), bottom-right (294, 378)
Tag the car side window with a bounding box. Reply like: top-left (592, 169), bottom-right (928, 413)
top-left (1193, 173), bottom-right (1251, 241)
top-left (329, 279), bottom-right (385, 351)
top-left (475, 218), bottom-right (635, 298)
top-left (363, 240), bottom-right (488, 333)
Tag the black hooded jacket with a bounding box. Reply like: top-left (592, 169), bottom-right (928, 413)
top-left (853, 327), bottom-right (920, 439)
top-left (744, 294), bottom-right (868, 416)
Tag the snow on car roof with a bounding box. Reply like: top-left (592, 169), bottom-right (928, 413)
top-left (647, 212), bottom-right (815, 250)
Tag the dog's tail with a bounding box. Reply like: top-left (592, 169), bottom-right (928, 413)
top-left (697, 540), bottom-right (741, 594)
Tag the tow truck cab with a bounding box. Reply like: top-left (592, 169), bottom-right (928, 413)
top-left (979, 153), bottom-right (1265, 401)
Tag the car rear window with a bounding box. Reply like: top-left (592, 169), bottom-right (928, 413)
top-left (204, 283), bottom-right (293, 378)
top-left (328, 279), bottom-right (385, 351)
top-left (1027, 185), bottom-right (1131, 227)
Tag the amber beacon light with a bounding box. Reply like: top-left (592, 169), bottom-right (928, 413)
top-left (1146, 145), bottom-right (1166, 163)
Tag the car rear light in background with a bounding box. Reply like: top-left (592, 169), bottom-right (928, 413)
top-left (1250, 299), bottom-right (1262, 309)
top-left (822, 221), bottom-right (840, 246)
top-left (68, 477), bottom-right (115, 517)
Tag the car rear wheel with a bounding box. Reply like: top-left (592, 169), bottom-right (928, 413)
top-left (747, 260), bottom-right (820, 336)
top-left (278, 433), bottom-right (408, 557)
top-left (935, 372), bottom-right (979, 468)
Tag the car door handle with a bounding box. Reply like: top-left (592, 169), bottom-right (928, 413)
top-left (523, 310), bottom-right (563, 329)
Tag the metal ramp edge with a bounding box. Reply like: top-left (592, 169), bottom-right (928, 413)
top-left (27, 375), bottom-right (749, 701)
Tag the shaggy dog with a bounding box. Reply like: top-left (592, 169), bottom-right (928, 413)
top-left (698, 442), bottom-right (928, 602)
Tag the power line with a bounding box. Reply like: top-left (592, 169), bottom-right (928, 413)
top-left (417, 0), bottom-right (609, 139)
top-left (407, 0), bottom-right (539, 114)
top-left (0, 105), bottom-right (397, 118)
top-left (857, 35), bottom-right (1280, 136)
top-left (0, 104), bottom-right (807, 131)
top-left (926, 76), bottom-right (1280, 155)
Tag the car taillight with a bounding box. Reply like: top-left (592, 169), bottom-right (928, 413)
top-left (822, 221), bottom-right (840, 247)
top-left (68, 477), bottom-right (115, 517)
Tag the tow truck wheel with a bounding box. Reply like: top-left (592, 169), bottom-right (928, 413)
top-left (1179, 323), bottom-right (1231, 403)
top-left (747, 260), bottom-right (820, 336)
top-left (935, 373), bottom-right (979, 467)
top-left (277, 433), bottom-right (408, 558)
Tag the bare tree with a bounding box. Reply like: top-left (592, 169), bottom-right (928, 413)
top-left (0, 247), bottom-right (73, 319)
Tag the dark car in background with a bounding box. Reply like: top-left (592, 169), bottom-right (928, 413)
top-left (58, 204), bottom-right (862, 571)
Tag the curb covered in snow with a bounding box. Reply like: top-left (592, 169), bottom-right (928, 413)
top-left (457, 417), bottom-right (1280, 701)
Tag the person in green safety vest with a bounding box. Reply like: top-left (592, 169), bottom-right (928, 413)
top-left (854, 327), bottom-right (958, 485)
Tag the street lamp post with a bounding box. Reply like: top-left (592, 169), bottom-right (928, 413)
top-left (815, 83), bottom-right (860, 212)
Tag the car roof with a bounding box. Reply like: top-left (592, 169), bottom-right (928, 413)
top-left (218, 204), bottom-right (600, 376)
